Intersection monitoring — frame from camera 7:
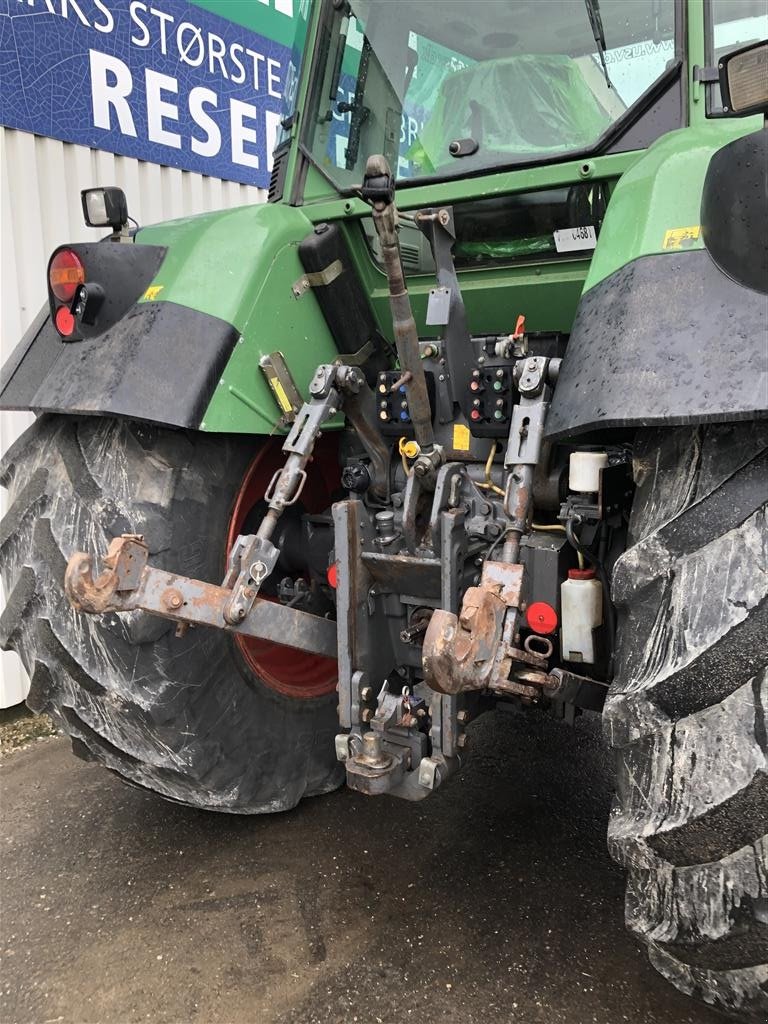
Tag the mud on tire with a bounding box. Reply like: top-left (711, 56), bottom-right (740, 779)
top-left (0, 415), bottom-right (343, 813)
top-left (605, 422), bottom-right (768, 1020)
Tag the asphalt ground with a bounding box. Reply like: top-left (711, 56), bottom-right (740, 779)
top-left (0, 708), bottom-right (725, 1024)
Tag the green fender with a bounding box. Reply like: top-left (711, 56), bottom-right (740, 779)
top-left (546, 118), bottom-right (768, 440)
top-left (585, 118), bottom-right (763, 288)
top-left (137, 202), bottom-right (343, 433)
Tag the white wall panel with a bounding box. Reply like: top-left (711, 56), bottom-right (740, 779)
top-left (0, 127), bottom-right (265, 706)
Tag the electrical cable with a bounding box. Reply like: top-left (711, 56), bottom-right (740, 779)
top-left (477, 442), bottom-right (505, 496)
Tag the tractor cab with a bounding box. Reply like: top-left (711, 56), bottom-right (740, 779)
top-left (297, 0), bottom-right (676, 192)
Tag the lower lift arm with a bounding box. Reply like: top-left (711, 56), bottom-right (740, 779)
top-left (65, 534), bottom-right (338, 658)
top-left (64, 363), bottom-right (385, 660)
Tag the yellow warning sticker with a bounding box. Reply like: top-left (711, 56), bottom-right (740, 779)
top-left (142, 285), bottom-right (164, 301)
top-left (271, 378), bottom-right (293, 413)
top-left (662, 226), bottom-right (700, 251)
top-left (452, 423), bottom-right (471, 452)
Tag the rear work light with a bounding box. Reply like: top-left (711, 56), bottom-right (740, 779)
top-left (49, 249), bottom-right (85, 302)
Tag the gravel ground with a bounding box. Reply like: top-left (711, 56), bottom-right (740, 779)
top-left (0, 707), bottom-right (57, 753)
top-left (0, 707), bottom-right (726, 1024)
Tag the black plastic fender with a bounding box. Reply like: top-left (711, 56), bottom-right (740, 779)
top-left (700, 126), bottom-right (768, 296)
top-left (545, 248), bottom-right (768, 440)
top-left (0, 301), bottom-right (240, 430)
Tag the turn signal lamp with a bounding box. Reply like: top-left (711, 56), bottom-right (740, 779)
top-left (49, 249), bottom-right (85, 302)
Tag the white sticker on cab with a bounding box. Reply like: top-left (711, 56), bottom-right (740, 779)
top-left (553, 226), bottom-right (597, 253)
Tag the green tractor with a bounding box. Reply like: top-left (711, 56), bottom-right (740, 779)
top-left (1, 0), bottom-right (766, 1017)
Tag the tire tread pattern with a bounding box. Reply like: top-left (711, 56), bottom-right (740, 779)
top-left (605, 422), bottom-right (768, 1021)
top-left (0, 416), bottom-right (342, 814)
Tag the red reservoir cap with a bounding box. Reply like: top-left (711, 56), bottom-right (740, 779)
top-left (568, 568), bottom-right (596, 580)
top-left (525, 601), bottom-right (558, 635)
top-left (326, 563), bottom-right (338, 589)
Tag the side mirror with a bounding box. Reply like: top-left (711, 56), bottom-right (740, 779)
top-left (81, 187), bottom-right (129, 231)
top-left (718, 40), bottom-right (768, 118)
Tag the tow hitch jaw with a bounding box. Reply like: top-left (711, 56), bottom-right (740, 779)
top-left (64, 534), bottom-right (338, 659)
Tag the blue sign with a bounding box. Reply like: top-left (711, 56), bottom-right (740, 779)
top-left (0, 0), bottom-right (291, 186)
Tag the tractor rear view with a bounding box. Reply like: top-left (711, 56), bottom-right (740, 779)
top-left (1, 1), bottom-right (766, 1019)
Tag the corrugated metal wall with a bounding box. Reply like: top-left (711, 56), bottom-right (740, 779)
top-left (0, 127), bottom-right (265, 706)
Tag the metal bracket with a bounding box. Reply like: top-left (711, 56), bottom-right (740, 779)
top-left (693, 65), bottom-right (719, 83)
top-left (427, 463), bottom-right (465, 554)
top-left (344, 684), bottom-right (428, 797)
top-left (292, 259), bottom-right (343, 298)
top-left (333, 339), bottom-right (374, 367)
top-left (426, 286), bottom-right (451, 326)
top-left (222, 535), bottom-right (282, 624)
top-left (291, 275), bottom-right (311, 299)
top-left (505, 400), bottom-right (549, 468)
top-left (415, 207), bottom-right (474, 407)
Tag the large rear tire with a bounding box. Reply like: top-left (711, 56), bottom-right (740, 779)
top-left (605, 423), bottom-right (768, 1020)
top-left (0, 415), bottom-right (343, 813)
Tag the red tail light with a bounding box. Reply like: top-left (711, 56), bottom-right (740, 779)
top-left (54, 305), bottom-right (76, 337)
top-left (49, 249), bottom-right (85, 302)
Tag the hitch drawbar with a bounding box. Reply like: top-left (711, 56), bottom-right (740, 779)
top-left (64, 534), bottom-right (337, 658)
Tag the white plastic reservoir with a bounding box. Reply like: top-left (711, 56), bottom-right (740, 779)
top-left (560, 569), bottom-right (603, 663)
top-left (569, 451), bottom-right (608, 493)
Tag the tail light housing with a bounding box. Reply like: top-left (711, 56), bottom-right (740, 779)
top-left (45, 239), bottom-right (167, 343)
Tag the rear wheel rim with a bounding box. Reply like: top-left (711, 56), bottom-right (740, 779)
top-left (227, 436), bottom-right (339, 699)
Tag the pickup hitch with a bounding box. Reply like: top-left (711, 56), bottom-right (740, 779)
top-left (64, 535), bottom-right (338, 659)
